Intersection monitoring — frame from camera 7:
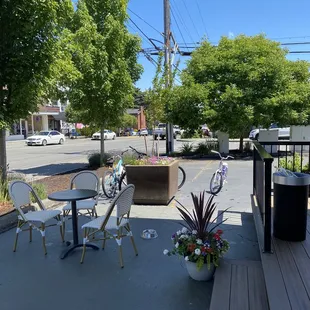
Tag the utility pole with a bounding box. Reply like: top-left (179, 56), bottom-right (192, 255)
top-left (164, 0), bottom-right (174, 154)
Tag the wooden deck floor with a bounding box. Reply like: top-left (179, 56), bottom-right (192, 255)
top-left (252, 195), bottom-right (310, 310)
top-left (209, 259), bottom-right (269, 310)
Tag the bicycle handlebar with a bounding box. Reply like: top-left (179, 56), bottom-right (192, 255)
top-left (129, 146), bottom-right (147, 156)
top-left (211, 150), bottom-right (234, 160)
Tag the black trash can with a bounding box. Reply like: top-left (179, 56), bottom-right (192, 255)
top-left (273, 171), bottom-right (310, 241)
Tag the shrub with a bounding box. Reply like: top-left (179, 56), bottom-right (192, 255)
top-left (180, 143), bottom-right (194, 155)
top-left (77, 126), bottom-right (98, 137)
top-left (31, 183), bottom-right (47, 202)
top-left (279, 153), bottom-right (305, 172)
top-left (88, 152), bottom-right (111, 168)
top-left (181, 130), bottom-right (201, 139)
top-left (194, 141), bottom-right (219, 156)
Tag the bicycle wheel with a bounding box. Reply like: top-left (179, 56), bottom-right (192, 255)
top-left (118, 172), bottom-right (127, 191)
top-left (102, 170), bottom-right (117, 198)
top-left (210, 171), bottom-right (223, 195)
top-left (178, 166), bottom-right (186, 189)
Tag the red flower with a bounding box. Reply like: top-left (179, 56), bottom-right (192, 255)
top-left (217, 229), bottom-right (223, 235)
top-left (207, 248), bottom-right (213, 254)
top-left (214, 234), bottom-right (221, 241)
top-left (201, 246), bottom-right (207, 253)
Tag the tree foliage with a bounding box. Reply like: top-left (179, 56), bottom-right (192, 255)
top-left (173, 35), bottom-right (310, 149)
top-left (145, 53), bottom-right (179, 128)
top-left (121, 114), bottom-right (137, 129)
top-left (67, 0), bottom-right (142, 156)
top-left (0, 0), bottom-right (74, 179)
top-left (0, 0), bottom-right (73, 125)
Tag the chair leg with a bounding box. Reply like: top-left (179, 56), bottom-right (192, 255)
top-left (58, 215), bottom-right (64, 242)
top-left (102, 231), bottom-right (107, 249)
top-left (13, 221), bottom-right (21, 252)
top-left (29, 224), bottom-right (32, 243)
top-left (41, 223), bottom-right (47, 255)
top-left (62, 211), bottom-right (66, 241)
top-left (80, 229), bottom-right (87, 264)
top-left (127, 224), bottom-right (138, 256)
top-left (117, 229), bottom-right (124, 268)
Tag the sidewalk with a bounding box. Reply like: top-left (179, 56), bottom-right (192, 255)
top-left (0, 159), bottom-right (258, 310)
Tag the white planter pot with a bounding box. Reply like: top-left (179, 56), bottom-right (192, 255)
top-left (185, 261), bottom-right (215, 281)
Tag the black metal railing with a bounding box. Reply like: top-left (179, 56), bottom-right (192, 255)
top-left (259, 141), bottom-right (310, 172)
top-left (253, 141), bottom-right (273, 252)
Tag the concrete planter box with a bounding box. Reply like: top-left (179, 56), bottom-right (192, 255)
top-left (126, 160), bottom-right (179, 205)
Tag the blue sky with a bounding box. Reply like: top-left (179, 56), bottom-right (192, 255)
top-left (127, 0), bottom-right (310, 90)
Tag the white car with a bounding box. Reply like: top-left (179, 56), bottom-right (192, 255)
top-left (249, 124), bottom-right (290, 140)
top-left (26, 131), bottom-right (65, 146)
top-left (139, 128), bottom-right (148, 136)
top-left (92, 130), bottom-right (116, 140)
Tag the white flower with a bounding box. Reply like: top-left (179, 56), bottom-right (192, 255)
top-left (181, 227), bottom-right (188, 234)
top-left (175, 242), bottom-right (179, 248)
top-left (185, 256), bottom-right (189, 261)
top-left (196, 239), bottom-right (203, 245)
top-left (192, 230), bottom-right (198, 235)
top-left (180, 234), bottom-right (188, 240)
top-left (195, 248), bottom-right (201, 255)
top-left (163, 249), bottom-right (169, 255)
top-left (176, 230), bottom-right (182, 236)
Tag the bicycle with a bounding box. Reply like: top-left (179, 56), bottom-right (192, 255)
top-left (118, 146), bottom-right (186, 191)
top-left (102, 151), bottom-right (128, 199)
top-left (209, 150), bottom-right (234, 195)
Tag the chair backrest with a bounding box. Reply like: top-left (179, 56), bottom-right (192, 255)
top-left (100, 185), bottom-right (135, 229)
top-left (8, 180), bottom-right (44, 221)
top-left (71, 171), bottom-right (99, 203)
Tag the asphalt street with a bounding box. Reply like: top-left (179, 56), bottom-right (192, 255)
top-left (6, 136), bottom-right (243, 177)
top-left (6, 136), bottom-right (186, 177)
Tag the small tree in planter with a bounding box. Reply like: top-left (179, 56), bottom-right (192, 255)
top-left (164, 192), bottom-right (229, 281)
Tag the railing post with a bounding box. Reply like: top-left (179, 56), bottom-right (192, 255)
top-left (264, 159), bottom-right (273, 253)
top-left (253, 148), bottom-right (256, 195)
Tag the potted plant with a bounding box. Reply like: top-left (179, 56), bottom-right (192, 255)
top-left (125, 156), bottom-right (178, 205)
top-left (163, 192), bottom-right (229, 281)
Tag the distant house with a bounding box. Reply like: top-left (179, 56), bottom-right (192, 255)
top-left (126, 106), bottom-right (146, 130)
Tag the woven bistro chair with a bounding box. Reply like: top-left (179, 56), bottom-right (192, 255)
top-left (80, 184), bottom-right (138, 267)
top-left (8, 180), bottom-right (64, 255)
top-left (62, 171), bottom-right (99, 236)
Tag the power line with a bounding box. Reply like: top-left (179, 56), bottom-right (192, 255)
top-left (128, 18), bottom-right (160, 50)
top-left (170, 0), bottom-right (196, 45)
top-left (181, 0), bottom-right (201, 39)
top-left (128, 8), bottom-right (163, 37)
top-left (170, 6), bottom-right (189, 51)
top-left (195, 0), bottom-right (209, 38)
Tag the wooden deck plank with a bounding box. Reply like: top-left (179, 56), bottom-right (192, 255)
top-left (230, 264), bottom-right (249, 310)
top-left (302, 231), bottom-right (310, 259)
top-left (248, 265), bottom-right (269, 310)
top-left (289, 242), bottom-right (310, 299)
top-left (251, 195), bottom-right (291, 310)
top-left (273, 238), bottom-right (310, 310)
top-left (209, 261), bottom-right (231, 310)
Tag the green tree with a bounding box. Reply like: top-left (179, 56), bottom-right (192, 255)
top-left (0, 0), bottom-right (74, 179)
top-left (69, 0), bottom-right (142, 160)
top-left (121, 114), bottom-right (137, 129)
top-left (178, 35), bottom-right (310, 151)
top-left (145, 53), bottom-right (179, 129)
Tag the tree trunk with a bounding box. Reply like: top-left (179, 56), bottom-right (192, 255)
top-left (239, 136), bottom-right (244, 153)
top-left (100, 126), bottom-right (105, 164)
top-left (0, 128), bottom-right (7, 181)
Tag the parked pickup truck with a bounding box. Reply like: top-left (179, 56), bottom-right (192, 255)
top-left (249, 124), bottom-right (290, 140)
top-left (153, 123), bottom-right (183, 140)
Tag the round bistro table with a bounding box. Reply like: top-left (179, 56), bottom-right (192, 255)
top-left (48, 189), bottom-right (99, 259)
